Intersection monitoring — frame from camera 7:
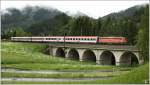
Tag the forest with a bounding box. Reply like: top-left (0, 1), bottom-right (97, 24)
top-left (1, 4), bottom-right (149, 61)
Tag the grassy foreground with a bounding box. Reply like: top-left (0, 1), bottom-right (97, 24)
top-left (1, 42), bottom-right (149, 84)
top-left (2, 63), bottom-right (149, 84)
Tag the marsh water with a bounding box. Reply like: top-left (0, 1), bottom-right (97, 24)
top-left (1, 68), bottom-right (113, 74)
top-left (2, 77), bottom-right (111, 82)
top-left (2, 68), bottom-right (114, 82)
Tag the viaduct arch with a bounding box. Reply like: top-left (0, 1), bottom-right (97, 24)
top-left (55, 47), bottom-right (65, 57)
top-left (100, 50), bottom-right (116, 65)
top-left (67, 48), bottom-right (79, 60)
top-left (119, 51), bottom-right (139, 66)
top-left (82, 49), bottom-right (96, 62)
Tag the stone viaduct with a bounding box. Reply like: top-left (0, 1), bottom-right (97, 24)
top-left (47, 44), bottom-right (144, 66)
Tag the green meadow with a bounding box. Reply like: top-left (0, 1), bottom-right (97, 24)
top-left (1, 42), bottom-right (149, 84)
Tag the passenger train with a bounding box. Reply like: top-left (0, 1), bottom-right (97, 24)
top-left (11, 36), bottom-right (127, 44)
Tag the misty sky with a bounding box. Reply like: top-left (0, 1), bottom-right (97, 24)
top-left (1, 0), bottom-right (149, 19)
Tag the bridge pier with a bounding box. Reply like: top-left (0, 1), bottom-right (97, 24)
top-left (93, 50), bottom-right (103, 64)
top-left (112, 51), bottom-right (124, 66)
top-left (78, 49), bottom-right (85, 61)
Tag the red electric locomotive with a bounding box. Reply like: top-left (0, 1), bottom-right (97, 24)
top-left (98, 37), bottom-right (127, 44)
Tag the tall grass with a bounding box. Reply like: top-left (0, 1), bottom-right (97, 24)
top-left (2, 42), bottom-right (91, 64)
top-left (1, 42), bottom-right (113, 70)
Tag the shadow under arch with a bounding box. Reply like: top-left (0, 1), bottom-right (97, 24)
top-left (119, 51), bottom-right (139, 66)
top-left (100, 50), bottom-right (116, 65)
top-left (82, 49), bottom-right (96, 62)
top-left (55, 48), bottom-right (65, 57)
top-left (67, 48), bottom-right (79, 60)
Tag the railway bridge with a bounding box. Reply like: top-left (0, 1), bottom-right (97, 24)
top-left (47, 44), bottom-right (143, 66)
